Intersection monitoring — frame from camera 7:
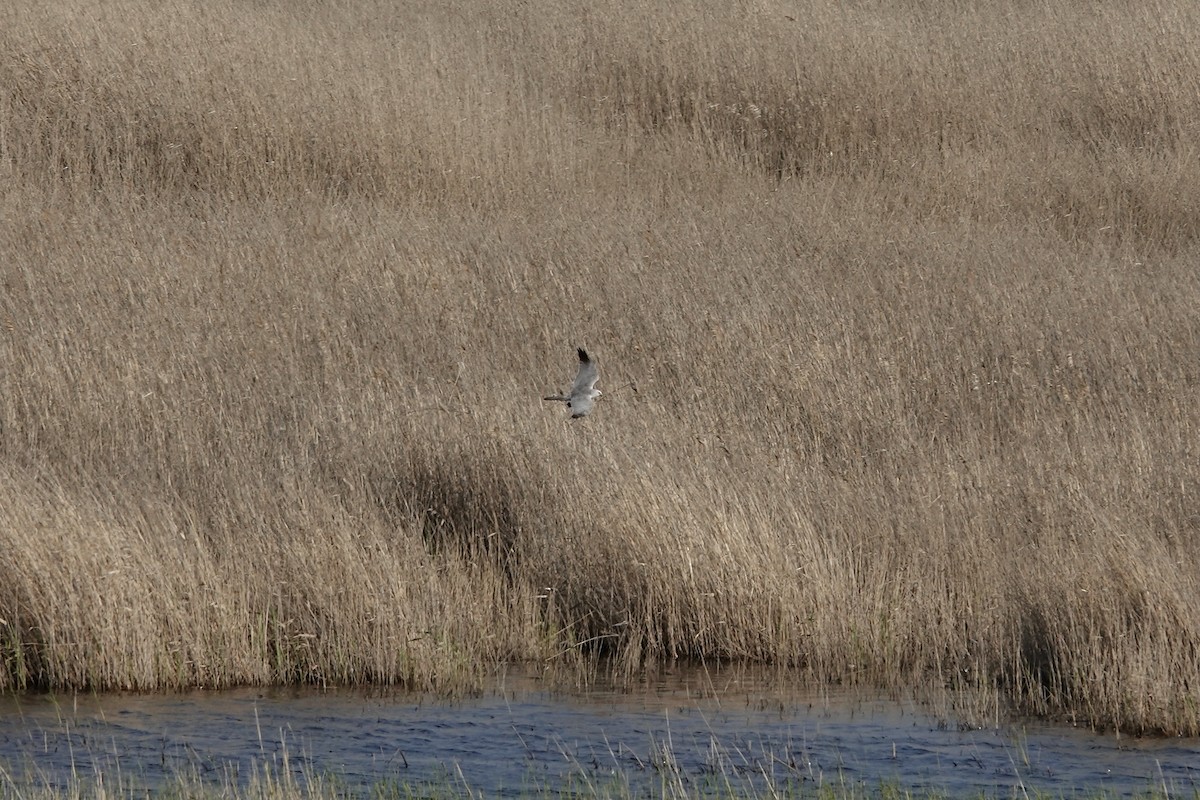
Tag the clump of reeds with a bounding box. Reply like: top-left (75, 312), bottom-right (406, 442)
top-left (1, 0), bottom-right (1199, 734)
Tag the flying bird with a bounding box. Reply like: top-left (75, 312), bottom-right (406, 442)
top-left (544, 348), bottom-right (602, 418)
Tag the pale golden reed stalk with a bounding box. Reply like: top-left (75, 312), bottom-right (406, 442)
top-left (1, 0), bottom-right (1199, 734)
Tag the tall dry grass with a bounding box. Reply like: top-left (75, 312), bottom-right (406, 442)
top-left (1, 0), bottom-right (1199, 733)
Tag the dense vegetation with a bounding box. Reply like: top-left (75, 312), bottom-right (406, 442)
top-left (2, 0), bottom-right (1198, 734)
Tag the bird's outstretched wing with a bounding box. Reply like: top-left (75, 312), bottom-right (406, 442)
top-left (570, 348), bottom-right (599, 396)
top-left (568, 394), bottom-right (596, 418)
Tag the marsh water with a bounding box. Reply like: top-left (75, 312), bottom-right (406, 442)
top-left (1, 666), bottom-right (1197, 797)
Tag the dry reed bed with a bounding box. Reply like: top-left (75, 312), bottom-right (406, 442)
top-left (1, 0), bottom-right (1198, 734)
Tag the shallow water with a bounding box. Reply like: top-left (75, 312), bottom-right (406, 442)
top-left (0, 667), bottom-right (1197, 797)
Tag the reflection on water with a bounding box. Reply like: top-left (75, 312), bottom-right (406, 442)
top-left (0, 666), bottom-right (1197, 797)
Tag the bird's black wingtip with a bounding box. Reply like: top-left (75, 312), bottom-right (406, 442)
top-left (577, 347), bottom-right (590, 362)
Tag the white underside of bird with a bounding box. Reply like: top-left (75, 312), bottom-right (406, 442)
top-left (544, 347), bottom-right (602, 418)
